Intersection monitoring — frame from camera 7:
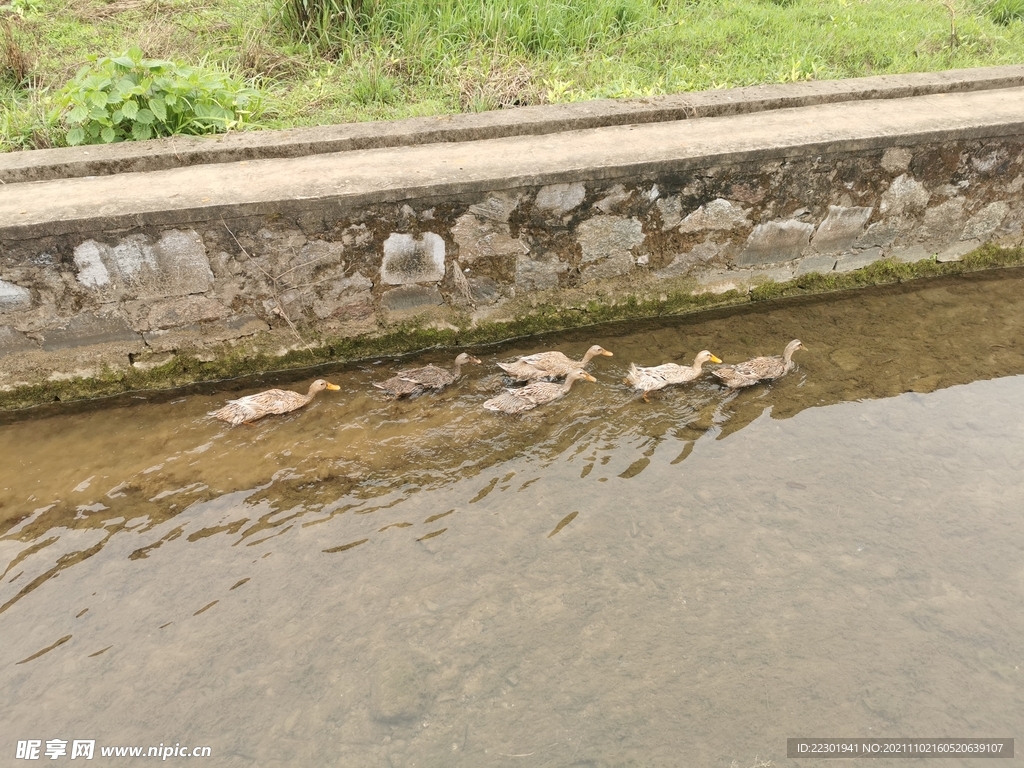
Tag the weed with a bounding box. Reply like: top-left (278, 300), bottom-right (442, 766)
top-left (988, 0), bottom-right (1024, 24)
top-left (56, 47), bottom-right (263, 145)
top-left (0, 16), bottom-right (31, 85)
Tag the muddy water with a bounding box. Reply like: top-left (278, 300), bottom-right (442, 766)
top-left (2, 270), bottom-right (1024, 767)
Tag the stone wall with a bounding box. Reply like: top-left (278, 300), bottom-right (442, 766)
top-left (2, 112), bottom-right (1024, 404)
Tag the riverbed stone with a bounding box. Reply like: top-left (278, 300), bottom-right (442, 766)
top-left (577, 215), bottom-right (645, 283)
top-left (40, 312), bottom-right (142, 351)
top-left (381, 284), bottom-right (443, 312)
top-left (534, 182), bottom-right (585, 215)
top-left (0, 325), bottom-right (37, 357)
top-left (810, 206), bottom-right (873, 254)
top-left (962, 201), bottom-right (1009, 241)
top-left (0, 280), bottom-right (31, 311)
top-left (735, 219), bottom-right (814, 266)
top-left (381, 233), bottom-right (445, 285)
top-left (678, 198), bottom-right (750, 232)
top-left (515, 252), bottom-right (566, 291)
top-left (370, 654), bottom-right (431, 724)
top-left (72, 230), bottom-right (213, 299)
top-left (880, 174), bottom-right (930, 216)
top-left (451, 214), bottom-right (528, 266)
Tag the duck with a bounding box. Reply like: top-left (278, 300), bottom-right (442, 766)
top-left (210, 379), bottom-right (340, 425)
top-left (497, 344), bottom-right (613, 381)
top-left (373, 352), bottom-right (482, 397)
top-left (624, 350), bottom-right (722, 401)
top-left (711, 339), bottom-right (806, 389)
top-left (483, 369), bottom-right (597, 414)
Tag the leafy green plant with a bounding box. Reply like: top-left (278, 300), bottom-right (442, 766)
top-left (57, 48), bottom-right (263, 146)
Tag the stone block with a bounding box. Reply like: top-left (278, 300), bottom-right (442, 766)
top-left (452, 214), bottom-right (528, 265)
top-left (0, 325), bottom-right (37, 357)
top-left (678, 198), bottom-right (751, 232)
top-left (881, 147), bottom-right (913, 173)
top-left (835, 248), bottom-right (883, 272)
top-left (919, 198), bottom-right (967, 243)
top-left (735, 219), bottom-right (814, 266)
top-left (313, 273), bottom-right (374, 320)
top-left (655, 240), bottom-right (721, 279)
top-left (468, 276), bottom-right (502, 304)
top-left (515, 253), bottom-right (566, 291)
top-left (962, 201), bottom-right (1009, 241)
top-left (72, 230), bottom-right (214, 299)
top-left (143, 314), bottom-right (271, 353)
top-left (381, 233), bottom-right (445, 285)
top-left (143, 296), bottom-right (231, 331)
top-left (534, 182), bottom-right (586, 215)
top-left (691, 270), bottom-right (751, 295)
top-left (856, 220), bottom-right (900, 249)
top-left (796, 254), bottom-right (838, 276)
top-left (381, 285), bottom-right (443, 312)
top-left (655, 195), bottom-right (683, 230)
top-left (750, 265), bottom-right (797, 284)
top-left (468, 193), bottom-right (520, 223)
top-left (41, 312), bottom-right (142, 351)
top-left (936, 239), bottom-right (981, 263)
top-left (880, 174), bottom-right (929, 216)
top-left (594, 184), bottom-right (632, 213)
top-left (577, 215), bottom-right (644, 283)
top-left (888, 245), bottom-right (931, 264)
top-left (810, 206), bottom-right (872, 254)
top-left (0, 279), bottom-right (31, 311)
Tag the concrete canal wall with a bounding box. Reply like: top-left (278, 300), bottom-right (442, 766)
top-left (1, 67), bottom-right (1024, 408)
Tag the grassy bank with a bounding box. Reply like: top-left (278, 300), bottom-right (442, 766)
top-left (2, 0), bottom-right (1024, 149)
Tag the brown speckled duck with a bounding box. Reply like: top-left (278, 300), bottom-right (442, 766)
top-left (497, 345), bottom-right (613, 381)
top-left (483, 369), bottom-right (597, 414)
top-left (712, 340), bottom-right (806, 389)
top-left (374, 352), bottom-right (482, 397)
top-left (210, 379), bottom-right (340, 425)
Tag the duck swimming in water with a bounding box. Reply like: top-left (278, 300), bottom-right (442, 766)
top-left (497, 345), bottom-right (613, 381)
top-left (624, 350), bottom-right (722, 401)
top-left (483, 369), bottom-right (597, 414)
top-left (210, 379), bottom-right (340, 425)
top-left (374, 352), bottom-right (482, 397)
top-left (711, 340), bottom-right (805, 389)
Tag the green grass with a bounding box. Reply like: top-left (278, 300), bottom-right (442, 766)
top-left (2, 0), bottom-right (1024, 150)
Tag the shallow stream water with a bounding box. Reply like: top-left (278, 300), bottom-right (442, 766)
top-left (3, 270), bottom-right (1024, 766)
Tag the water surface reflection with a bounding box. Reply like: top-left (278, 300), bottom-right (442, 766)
top-left (2, 270), bottom-right (1024, 766)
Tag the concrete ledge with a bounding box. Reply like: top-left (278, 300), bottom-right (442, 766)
top-left (3, 86), bottom-right (1024, 241)
top-left (2, 65), bottom-right (1024, 184)
top-left (2, 68), bottom-right (1024, 409)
